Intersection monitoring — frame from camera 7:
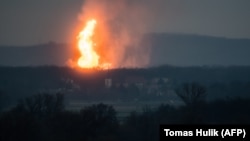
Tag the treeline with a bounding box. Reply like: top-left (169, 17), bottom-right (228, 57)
top-left (1, 92), bottom-right (250, 141)
top-left (1, 65), bottom-right (250, 83)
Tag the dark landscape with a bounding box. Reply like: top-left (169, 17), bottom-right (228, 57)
top-left (1, 64), bottom-right (250, 140)
top-left (1, 0), bottom-right (250, 140)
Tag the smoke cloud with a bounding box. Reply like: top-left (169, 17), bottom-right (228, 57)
top-left (77, 0), bottom-right (155, 68)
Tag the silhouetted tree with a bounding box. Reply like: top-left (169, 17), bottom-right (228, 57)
top-left (121, 106), bottom-right (157, 141)
top-left (0, 93), bottom-right (65, 141)
top-left (205, 98), bottom-right (250, 124)
top-left (175, 82), bottom-right (207, 106)
top-left (0, 101), bottom-right (40, 141)
top-left (0, 90), bottom-right (3, 113)
top-left (20, 93), bottom-right (64, 119)
top-left (175, 82), bottom-right (207, 123)
top-left (80, 103), bottom-right (119, 141)
top-left (155, 104), bottom-right (179, 124)
top-left (46, 111), bottom-right (84, 141)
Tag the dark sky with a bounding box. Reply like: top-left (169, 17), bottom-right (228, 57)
top-left (1, 0), bottom-right (250, 45)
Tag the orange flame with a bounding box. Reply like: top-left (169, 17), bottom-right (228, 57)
top-left (77, 19), bottom-right (99, 68)
top-left (76, 19), bottom-right (112, 69)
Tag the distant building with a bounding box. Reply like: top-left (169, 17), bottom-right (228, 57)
top-left (146, 77), bottom-right (171, 95)
top-left (151, 77), bottom-right (169, 85)
top-left (105, 78), bottom-right (112, 88)
top-left (124, 76), bottom-right (147, 89)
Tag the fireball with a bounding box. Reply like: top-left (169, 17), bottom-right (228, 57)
top-left (77, 19), bottom-right (99, 68)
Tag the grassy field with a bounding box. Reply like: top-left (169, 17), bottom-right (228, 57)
top-left (65, 100), bottom-right (183, 121)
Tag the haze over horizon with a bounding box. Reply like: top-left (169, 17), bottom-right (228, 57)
top-left (1, 0), bottom-right (250, 46)
top-left (1, 0), bottom-right (250, 67)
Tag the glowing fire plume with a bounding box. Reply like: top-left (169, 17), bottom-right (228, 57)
top-left (77, 19), bottom-right (99, 68)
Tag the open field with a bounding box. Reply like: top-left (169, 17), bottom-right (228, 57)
top-left (66, 100), bottom-right (183, 121)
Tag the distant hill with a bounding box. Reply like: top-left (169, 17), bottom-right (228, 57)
top-left (0, 33), bottom-right (250, 67)
top-left (146, 33), bottom-right (250, 66)
top-left (0, 42), bottom-right (73, 66)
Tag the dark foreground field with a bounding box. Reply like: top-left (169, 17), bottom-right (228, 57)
top-left (0, 66), bottom-right (250, 141)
